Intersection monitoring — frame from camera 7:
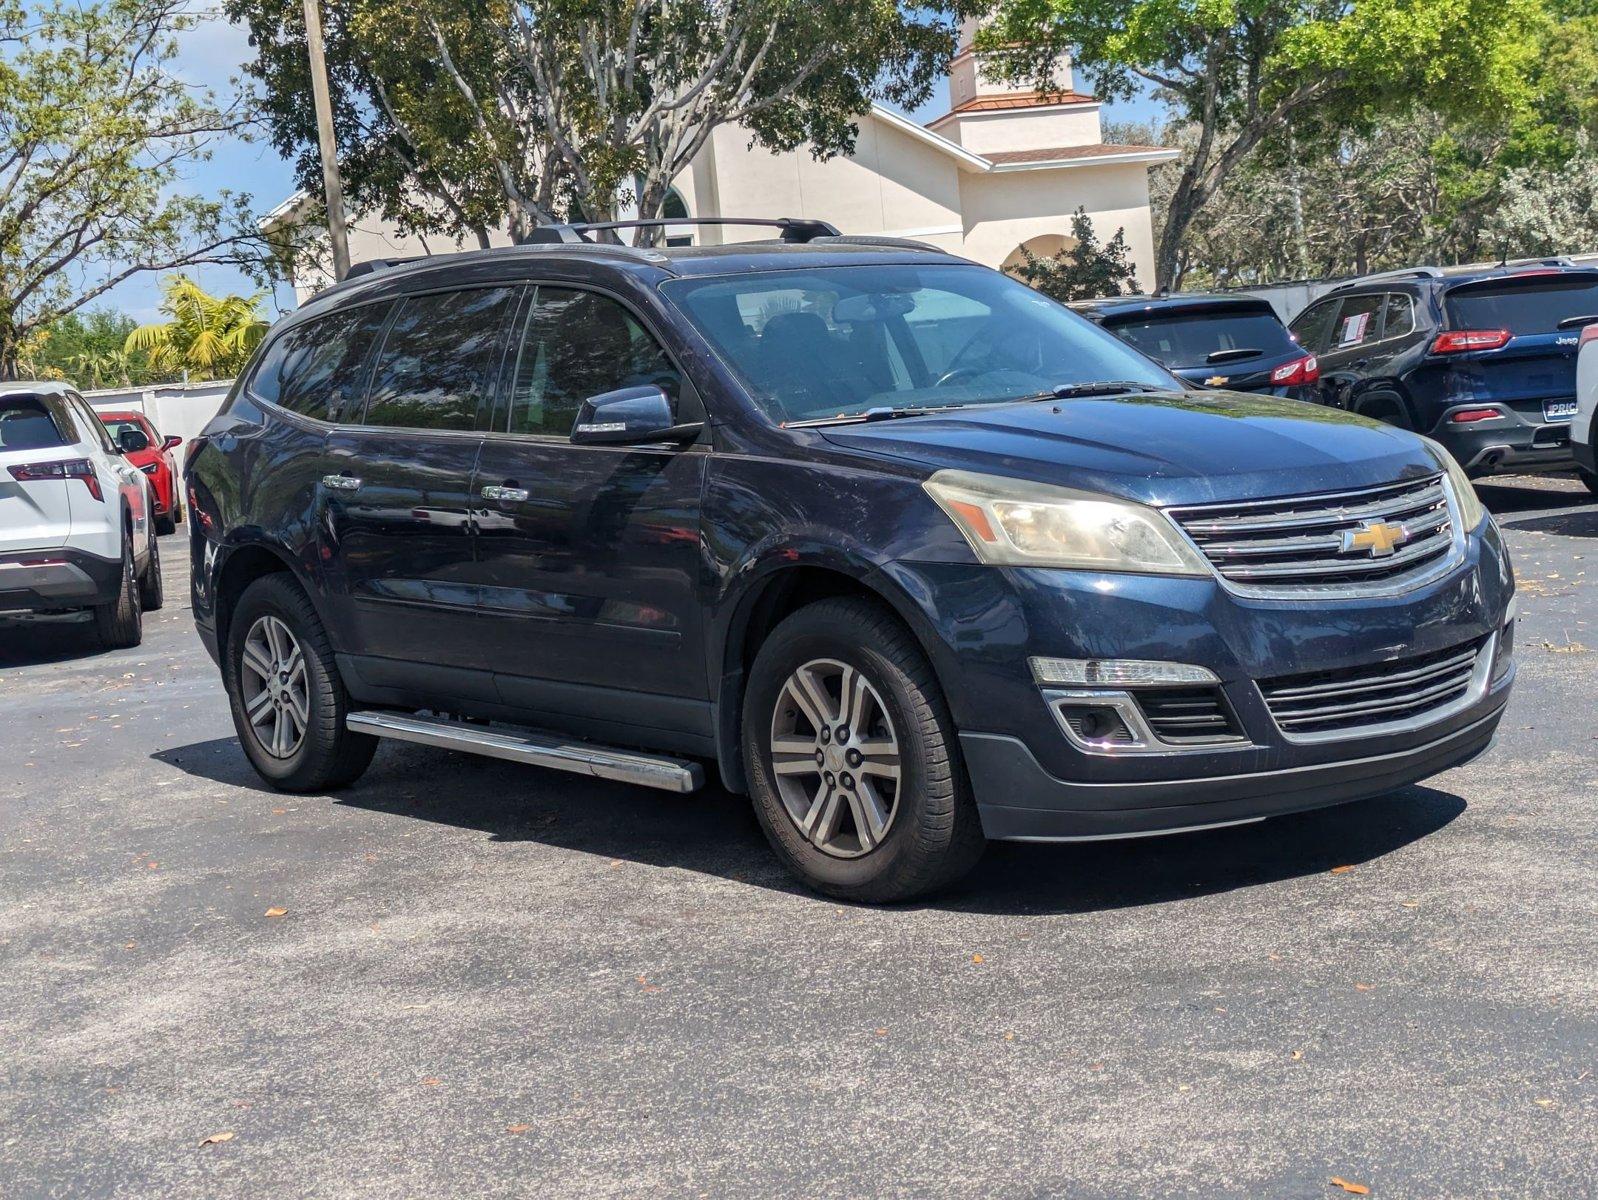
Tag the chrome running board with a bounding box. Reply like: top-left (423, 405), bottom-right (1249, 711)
top-left (346, 710), bottom-right (703, 794)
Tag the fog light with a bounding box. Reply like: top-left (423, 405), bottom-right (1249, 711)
top-left (1030, 657), bottom-right (1219, 687)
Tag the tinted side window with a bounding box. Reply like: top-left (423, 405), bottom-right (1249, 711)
top-left (363, 287), bottom-right (517, 431)
top-left (278, 304), bottom-right (391, 421)
top-left (1381, 293), bottom-right (1416, 338)
top-left (1332, 294), bottom-right (1384, 349)
top-left (1289, 300), bottom-right (1338, 354)
top-left (506, 287), bottom-right (682, 437)
top-left (67, 394), bottom-right (118, 452)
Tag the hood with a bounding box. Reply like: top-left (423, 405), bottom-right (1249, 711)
top-left (820, 390), bottom-right (1441, 508)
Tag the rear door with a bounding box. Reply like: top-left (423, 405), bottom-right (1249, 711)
top-left (1441, 271), bottom-right (1598, 424)
top-left (0, 393), bottom-right (76, 553)
top-left (319, 285), bottom-right (519, 691)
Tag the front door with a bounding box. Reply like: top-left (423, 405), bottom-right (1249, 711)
top-left (319, 285), bottom-right (519, 692)
top-left (467, 284), bottom-right (711, 742)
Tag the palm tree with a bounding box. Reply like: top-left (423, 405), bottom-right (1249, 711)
top-left (125, 275), bottom-right (269, 381)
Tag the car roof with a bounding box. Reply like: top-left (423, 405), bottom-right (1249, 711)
top-left (1328, 262), bottom-right (1598, 297)
top-left (0, 380), bottom-right (78, 399)
top-left (1069, 292), bottom-right (1278, 320)
top-left (95, 410), bottom-right (147, 421)
top-left (295, 239), bottom-right (973, 324)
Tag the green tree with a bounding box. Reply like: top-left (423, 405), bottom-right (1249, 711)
top-left (125, 275), bottom-right (269, 380)
top-left (979, 0), bottom-right (1539, 288)
top-left (0, 0), bottom-right (259, 380)
top-left (230, 0), bottom-right (981, 250)
top-left (1009, 209), bottom-right (1140, 301)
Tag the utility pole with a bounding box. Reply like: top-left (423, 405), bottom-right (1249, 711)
top-left (303, 0), bottom-right (351, 280)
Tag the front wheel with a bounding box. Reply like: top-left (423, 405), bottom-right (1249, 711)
top-left (225, 574), bottom-right (376, 792)
top-left (1579, 467), bottom-right (1598, 497)
top-left (138, 531), bottom-right (163, 611)
top-left (741, 597), bottom-right (985, 903)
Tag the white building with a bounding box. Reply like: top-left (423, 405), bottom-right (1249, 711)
top-left (263, 25), bottom-right (1176, 299)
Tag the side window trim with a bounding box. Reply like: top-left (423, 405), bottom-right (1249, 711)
top-left (490, 278), bottom-right (702, 442)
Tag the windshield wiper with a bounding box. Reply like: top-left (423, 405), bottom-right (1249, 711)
top-left (1556, 313), bottom-right (1598, 330)
top-left (1206, 347), bottom-right (1263, 364)
top-left (1029, 380), bottom-right (1169, 401)
top-left (785, 404), bottom-right (969, 428)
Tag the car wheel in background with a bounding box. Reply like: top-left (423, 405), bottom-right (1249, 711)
top-left (225, 574), bottom-right (377, 792)
top-left (741, 596), bottom-right (986, 903)
top-left (92, 538), bottom-right (143, 650)
top-left (155, 511), bottom-right (176, 536)
top-left (1579, 469), bottom-right (1598, 497)
top-left (138, 532), bottom-right (164, 611)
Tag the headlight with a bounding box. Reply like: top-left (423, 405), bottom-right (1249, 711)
top-left (1421, 438), bottom-right (1487, 530)
top-left (923, 469), bottom-right (1211, 575)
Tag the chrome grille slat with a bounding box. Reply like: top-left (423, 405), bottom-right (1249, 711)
top-left (1260, 637), bottom-right (1488, 737)
top-left (1168, 473), bottom-right (1458, 596)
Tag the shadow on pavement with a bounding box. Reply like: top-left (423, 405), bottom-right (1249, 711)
top-left (1498, 506), bottom-right (1598, 538)
top-left (0, 612), bottom-right (107, 667)
top-left (154, 735), bottom-right (1467, 916)
top-left (1475, 478), bottom-right (1591, 517)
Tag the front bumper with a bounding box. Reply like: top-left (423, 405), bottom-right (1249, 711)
top-left (894, 516), bottom-right (1515, 841)
top-left (0, 548), bottom-right (122, 612)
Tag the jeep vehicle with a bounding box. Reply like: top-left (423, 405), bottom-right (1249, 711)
top-left (1071, 293), bottom-right (1318, 401)
top-left (188, 219), bottom-right (1516, 902)
top-left (1287, 261), bottom-right (1598, 487)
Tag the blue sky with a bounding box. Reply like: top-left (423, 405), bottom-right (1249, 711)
top-left (105, 9), bottom-right (1164, 322)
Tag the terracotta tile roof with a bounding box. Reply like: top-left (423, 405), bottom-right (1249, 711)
top-left (930, 91), bottom-right (1098, 123)
top-left (983, 143), bottom-right (1172, 165)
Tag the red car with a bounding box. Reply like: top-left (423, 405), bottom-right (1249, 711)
top-left (97, 410), bottom-right (185, 534)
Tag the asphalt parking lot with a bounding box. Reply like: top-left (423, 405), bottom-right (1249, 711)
top-left (2, 474), bottom-right (1594, 1200)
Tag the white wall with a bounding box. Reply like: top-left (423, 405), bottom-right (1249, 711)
top-left (84, 381), bottom-right (234, 468)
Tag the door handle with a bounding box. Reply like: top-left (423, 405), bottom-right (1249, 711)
top-left (321, 473), bottom-right (362, 491)
top-left (481, 484), bottom-right (529, 502)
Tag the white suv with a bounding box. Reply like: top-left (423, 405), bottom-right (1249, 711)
top-left (1575, 323), bottom-right (1598, 494)
top-left (1, 382), bottom-right (162, 648)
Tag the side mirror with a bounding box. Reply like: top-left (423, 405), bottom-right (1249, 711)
top-left (162, 435), bottom-right (183, 452)
top-left (117, 427), bottom-right (151, 454)
top-left (570, 385), bottom-right (701, 446)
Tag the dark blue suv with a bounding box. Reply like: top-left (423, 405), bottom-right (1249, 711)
top-left (1288, 261), bottom-right (1598, 481)
top-left (1072, 293), bottom-right (1319, 401)
top-left (186, 220), bottom-right (1515, 902)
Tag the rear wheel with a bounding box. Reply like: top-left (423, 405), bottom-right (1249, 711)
top-left (1579, 468), bottom-right (1598, 497)
top-left (155, 511), bottom-right (176, 536)
top-left (225, 574), bottom-right (376, 792)
top-left (1356, 394), bottom-right (1413, 430)
top-left (741, 597), bottom-right (985, 903)
top-left (92, 537), bottom-right (142, 650)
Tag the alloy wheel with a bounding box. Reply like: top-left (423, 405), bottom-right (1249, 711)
top-left (240, 615), bottom-right (310, 758)
top-left (769, 657), bottom-right (902, 858)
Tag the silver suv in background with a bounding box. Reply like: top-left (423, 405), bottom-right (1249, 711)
top-left (0, 382), bottom-right (162, 648)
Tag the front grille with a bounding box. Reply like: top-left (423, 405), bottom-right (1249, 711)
top-left (1135, 687), bottom-right (1245, 745)
top-left (1259, 637), bottom-right (1487, 738)
top-left (1167, 474), bottom-right (1457, 595)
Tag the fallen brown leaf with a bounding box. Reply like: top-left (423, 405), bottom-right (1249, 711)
top-left (971, 953), bottom-right (985, 964)
top-left (263, 907), bottom-right (287, 918)
top-left (1291, 1050), bottom-right (1304, 1061)
top-left (199, 1132), bottom-right (234, 1147)
top-left (506, 1123), bottom-right (532, 1134)
top-left (1534, 1098), bottom-right (1554, 1108)
top-left (1354, 982), bottom-right (1376, 992)
top-left (421, 1077), bottom-right (441, 1087)
top-left (1329, 865), bottom-right (1354, 875)
top-left (873, 1027), bottom-right (888, 1036)
top-left (1329, 1178), bottom-right (1370, 1195)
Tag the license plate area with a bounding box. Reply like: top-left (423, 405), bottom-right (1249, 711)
top-left (1544, 398), bottom-right (1578, 422)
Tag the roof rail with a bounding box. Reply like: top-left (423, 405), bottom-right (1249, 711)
top-left (810, 233), bottom-right (941, 253)
top-left (1494, 255), bottom-right (1576, 269)
top-left (344, 256), bottom-right (426, 280)
top-left (525, 216), bottom-right (841, 245)
top-left (1331, 266), bottom-right (1444, 290)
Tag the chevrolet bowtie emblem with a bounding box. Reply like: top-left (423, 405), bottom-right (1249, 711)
top-left (1205, 375), bottom-right (1228, 387)
top-left (1342, 520), bottom-right (1410, 557)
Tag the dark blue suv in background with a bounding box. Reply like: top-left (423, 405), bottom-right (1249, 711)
top-left (187, 220), bottom-right (1516, 902)
top-left (1288, 261), bottom-right (1598, 487)
top-left (1072, 293), bottom-right (1319, 401)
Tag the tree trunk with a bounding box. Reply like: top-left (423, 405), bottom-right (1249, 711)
top-left (1157, 169), bottom-right (1203, 291)
top-left (0, 320), bottom-right (20, 383)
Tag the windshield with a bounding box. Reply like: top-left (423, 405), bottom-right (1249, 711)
top-left (99, 418), bottom-right (148, 443)
top-left (1445, 274), bottom-right (1598, 335)
top-left (661, 264), bottom-right (1175, 424)
top-left (1103, 308), bottom-right (1297, 366)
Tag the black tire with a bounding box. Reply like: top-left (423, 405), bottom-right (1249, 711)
top-left (155, 511), bottom-right (176, 536)
top-left (1579, 468), bottom-right (1598, 497)
top-left (1356, 394), bottom-right (1413, 431)
top-left (741, 596), bottom-right (986, 903)
top-left (138, 531), bottom-right (164, 611)
top-left (225, 573), bottom-right (377, 792)
top-left (92, 536), bottom-right (143, 649)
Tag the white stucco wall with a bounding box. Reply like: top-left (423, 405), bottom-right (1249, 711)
top-left (934, 104), bottom-right (1103, 155)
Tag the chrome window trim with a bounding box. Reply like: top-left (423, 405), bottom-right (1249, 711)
top-left (1262, 631), bottom-right (1497, 745)
top-left (1041, 688), bottom-right (1253, 756)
